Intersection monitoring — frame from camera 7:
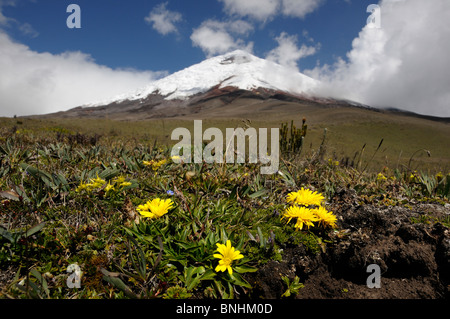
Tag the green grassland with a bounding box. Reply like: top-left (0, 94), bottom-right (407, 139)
top-left (0, 112), bottom-right (449, 299)
top-left (2, 107), bottom-right (449, 173)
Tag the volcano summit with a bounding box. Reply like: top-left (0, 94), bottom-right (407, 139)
top-left (51, 50), bottom-right (339, 119)
top-left (86, 50), bottom-right (320, 106)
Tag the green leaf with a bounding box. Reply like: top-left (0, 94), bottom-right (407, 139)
top-left (152, 236), bottom-right (164, 272)
top-left (123, 226), bottom-right (139, 238)
top-left (173, 240), bottom-right (195, 251)
top-left (200, 268), bottom-right (216, 281)
top-left (248, 188), bottom-right (269, 198)
top-left (281, 275), bottom-right (304, 298)
top-left (278, 170), bottom-right (296, 187)
top-left (257, 226), bottom-right (267, 248)
top-left (54, 173), bottom-right (70, 192)
top-left (234, 265), bottom-right (258, 274)
top-left (30, 269), bottom-right (49, 297)
top-left (98, 167), bottom-right (120, 180)
top-left (27, 280), bottom-right (43, 299)
top-left (184, 266), bottom-right (204, 291)
top-left (231, 272), bottom-right (252, 288)
top-left (19, 163), bottom-right (53, 187)
top-left (183, 266), bottom-right (216, 291)
top-left (0, 226), bottom-right (14, 243)
top-left (24, 222), bottom-right (46, 238)
top-left (121, 154), bottom-right (138, 171)
top-left (103, 275), bottom-right (138, 299)
top-left (229, 272), bottom-right (252, 288)
top-left (213, 279), bottom-right (233, 299)
top-left (127, 236), bottom-right (147, 279)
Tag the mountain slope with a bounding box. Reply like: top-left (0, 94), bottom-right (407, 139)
top-left (43, 50), bottom-right (449, 125)
top-left (83, 50), bottom-right (319, 108)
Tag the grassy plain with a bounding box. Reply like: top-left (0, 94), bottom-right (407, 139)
top-left (2, 105), bottom-right (449, 173)
top-left (0, 108), bottom-right (449, 299)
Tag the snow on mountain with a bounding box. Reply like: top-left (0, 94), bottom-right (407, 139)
top-left (84, 50), bottom-right (319, 107)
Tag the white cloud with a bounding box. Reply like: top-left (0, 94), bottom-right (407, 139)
top-left (0, 3), bottom-right (10, 25)
top-left (218, 0), bottom-right (279, 21)
top-left (144, 2), bottom-right (182, 36)
top-left (195, 0), bottom-right (324, 58)
top-left (0, 0), bottom-right (39, 37)
top-left (18, 22), bottom-right (38, 38)
top-left (219, 0), bottom-right (323, 21)
top-left (191, 19), bottom-right (254, 57)
top-left (281, 0), bottom-right (324, 19)
top-left (0, 0), bottom-right (16, 25)
top-left (306, 0), bottom-right (450, 117)
top-left (0, 33), bottom-right (166, 117)
top-left (266, 32), bottom-right (318, 71)
top-left (226, 19), bottom-right (254, 36)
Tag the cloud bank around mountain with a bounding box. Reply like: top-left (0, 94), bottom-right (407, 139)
top-left (0, 0), bottom-right (166, 117)
top-left (0, 33), bottom-right (165, 116)
top-left (211, 0), bottom-right (450, 117)
top-left (305, 0), bottom-right (450, 117)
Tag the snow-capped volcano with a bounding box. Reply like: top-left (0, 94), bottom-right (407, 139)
top-left (85, 50), bottom-right (319, 107)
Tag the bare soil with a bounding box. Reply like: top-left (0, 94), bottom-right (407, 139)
top-left (247, 188), bottom-right (450, 299)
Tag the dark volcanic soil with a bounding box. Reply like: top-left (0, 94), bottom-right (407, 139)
top-left (247, 188), bottom-right (450, 299)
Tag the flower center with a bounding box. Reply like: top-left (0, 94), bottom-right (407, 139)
top-left (222, 257), bottom-right (232, 266)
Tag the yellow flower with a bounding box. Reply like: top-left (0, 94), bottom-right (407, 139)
top-left (286, 187), bottom-right (325, 207)
top-left (76, 175), bottom-right (107, 193)
top-left (113, 176), bottom-right (126, 184)
top-left (312, 206), bottom-right (337, 229)
top-left (153, 159), bottom-right (167, 170)
top-left (89, 175), bottom-right (107, 189)
top-left (213, 240), bottom-right (244, 275)
top-left (409, 171), bottom-right (418, 183)
top-left (376, 173), bottom-right (387, 182)
top-left (76, 182), bottom-right (88, 193)
top-left (137, 198), bottom-right (174, 219)
top-left (142, 160), bottom-right (153, 166)
top-left (283, 205), bottom-right (319, 230)
top-left (328, 159), bottom-right (339, 166)
top-left (143, 159), bottom-right (167, 171)
top-left (120, 181), bottom-right (132, 188)
top-left (104, 182), bottom-right (114, 193)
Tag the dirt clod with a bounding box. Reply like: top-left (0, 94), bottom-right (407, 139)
top-left (248, 188), bottom-right (450, 299)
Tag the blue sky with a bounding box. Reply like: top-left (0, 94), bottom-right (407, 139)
top-left (3, 0), bottom-right (373, 73)
top-left (1, 0), bottom-right (449, 117)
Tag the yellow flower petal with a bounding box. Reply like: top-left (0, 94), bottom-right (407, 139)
top-left (137, 198), bottom-right (174, 219)
top-left (213, 240), bottom-right (244, 274)
top-left (286, 187), bottom-right (325, 206)
top-left (283, 205), bottom-right (319, 230)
